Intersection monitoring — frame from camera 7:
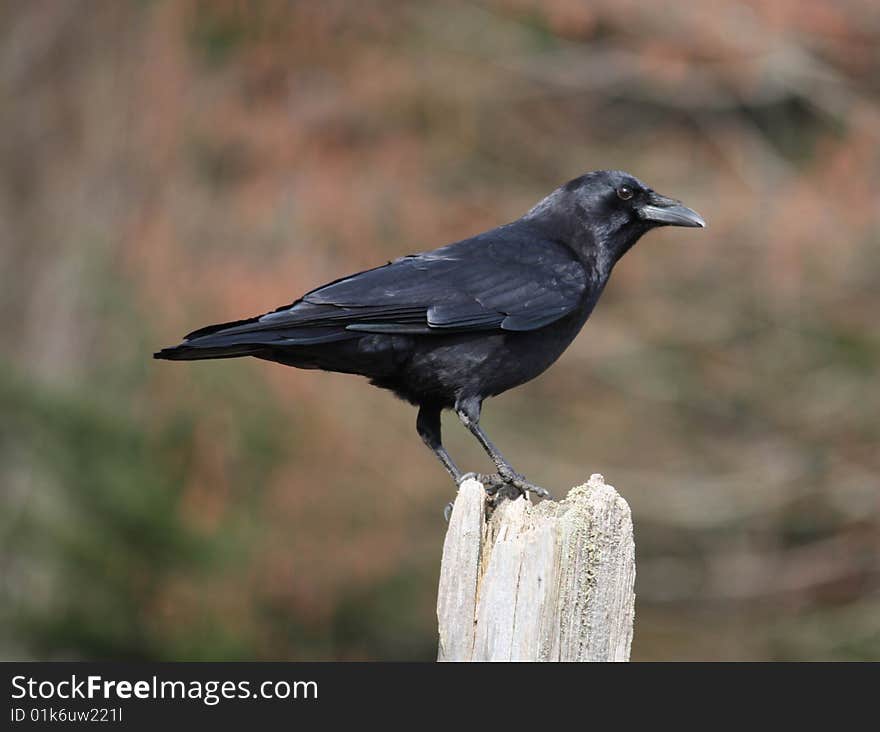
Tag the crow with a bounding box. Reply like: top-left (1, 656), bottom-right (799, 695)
top-left (155, 170), bottom-right (704, 499)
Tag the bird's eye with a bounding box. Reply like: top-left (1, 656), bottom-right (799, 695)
top-left (617, 185), bottom-right (634, 201)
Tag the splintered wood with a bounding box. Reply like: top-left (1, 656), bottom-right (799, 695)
top-left (437, 474), bottom-right (635, 662)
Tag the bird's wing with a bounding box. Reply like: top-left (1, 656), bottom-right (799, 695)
top-left (185, 228), bottom-right (587, 345)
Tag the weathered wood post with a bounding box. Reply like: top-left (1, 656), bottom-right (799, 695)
top-left (437, 473), bottom-right (635, 661)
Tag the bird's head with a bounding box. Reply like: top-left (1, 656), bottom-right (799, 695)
top-left (524, 169), bottom-right (705, 267)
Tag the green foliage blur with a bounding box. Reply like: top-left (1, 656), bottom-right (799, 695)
top-left (1, 0), bottom-right (878, 660)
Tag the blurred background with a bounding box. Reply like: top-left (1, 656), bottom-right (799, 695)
top-left (1, 0), bottom-right (878, 661)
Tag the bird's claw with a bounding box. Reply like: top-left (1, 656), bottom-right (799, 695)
top-left (478, 472), bottom-right (552, 500)
top-left (446, 471), bottom-right (549, 521)
top-left (443, 501), bottom-right (454, 522)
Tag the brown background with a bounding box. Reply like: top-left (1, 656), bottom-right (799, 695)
top-left (1, 0), bottom-right (878, 660)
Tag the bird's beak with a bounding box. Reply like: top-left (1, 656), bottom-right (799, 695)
top-left (638, 193), bottom-right (706, 228)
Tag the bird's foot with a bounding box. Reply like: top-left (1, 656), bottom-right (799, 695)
top-left (478, 471), bottom-right (552, 500)
top-left (447, 471), bottom-right (550, 519)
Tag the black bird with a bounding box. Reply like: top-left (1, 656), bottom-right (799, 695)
top-left (155, 170), bottom-right (705, 498)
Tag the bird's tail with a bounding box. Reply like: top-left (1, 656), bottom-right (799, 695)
top-left (153, 311), bottom-right (356, 361)
top-left (153, 342), bottom-right (265, 361)
top-left (154, 313), bottom-right (273, 361)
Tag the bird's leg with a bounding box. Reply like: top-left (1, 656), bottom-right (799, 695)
top-left (417, 404), bottom-right (463, 483)
top-left (418, 404), bottom-right (467, 521)
top-left (454, 397), bottom-right (551, 499)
